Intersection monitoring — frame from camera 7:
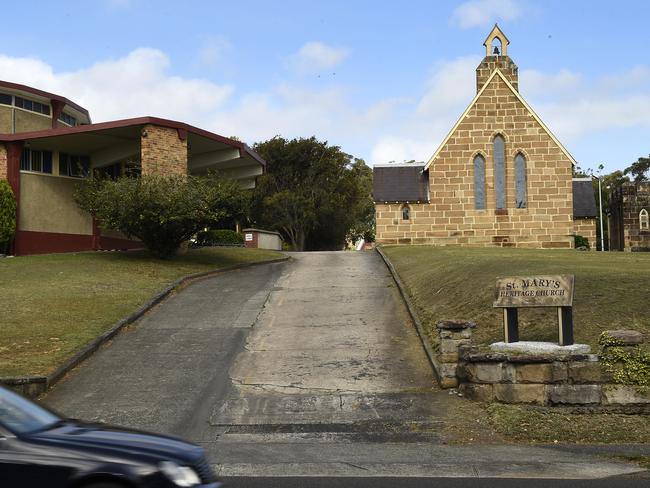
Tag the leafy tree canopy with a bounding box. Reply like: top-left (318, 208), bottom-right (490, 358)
top-left (623, 155), bottom-right (650, 183)
top-left (0, 180), bottom-right (16, 253)
top-left (251, 136), bottom-right (374, 251)
top-left (75, 173), bottom-right (248, 259)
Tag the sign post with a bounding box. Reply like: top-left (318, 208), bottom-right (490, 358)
top-left (493, 275), bottom-right (575, 346)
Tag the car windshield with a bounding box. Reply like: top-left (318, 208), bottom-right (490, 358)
top-left (0, 387), bottom-right (61, 434)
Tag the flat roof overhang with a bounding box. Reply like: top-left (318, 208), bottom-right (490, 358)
top-left (2, 116), bottom-right (265, 187)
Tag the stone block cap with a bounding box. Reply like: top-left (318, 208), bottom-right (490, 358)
top-left (436, 320), bottom-right (477, 330)
top-left (604, 330), bottom-right (645, 345)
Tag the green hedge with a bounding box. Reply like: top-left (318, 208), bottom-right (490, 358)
top-left (195, 229), bottom-right (244, 247)
top-left (574, 234), bottom-right (590, 249)
top-left (0, 180), bottom-right (16, 254)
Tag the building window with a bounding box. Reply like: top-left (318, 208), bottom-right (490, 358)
top-left (493, 135), bottom-right (506, 209)
top-left (59, 153), bottom-right (90, 177)
top-left (641, 209), bottom-right (649, 231)
top-left (59, 112), bottom-right (77, 126)
top-left (0, 93), bottom-right (12, 106)
top-left (20, 148), bottom-right (53, 174)
top-left (473, 154), bottom-right (486, 209)
top-left (402, 205), bottom-right (410, 220)
top-left (14, 96), bottom-right (51, 116)
top-left (515, 152), bottom-right (527, 208)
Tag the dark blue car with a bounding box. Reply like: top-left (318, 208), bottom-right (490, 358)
top-left (0, 385), bottom-right (221, 487)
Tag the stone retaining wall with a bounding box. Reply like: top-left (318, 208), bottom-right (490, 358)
top-left (434, 321), bottom-right (649, 408)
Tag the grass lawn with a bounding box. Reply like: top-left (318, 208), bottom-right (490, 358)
top-left (0, 247), bottom-right (283, 377)
top-left (443, 399), bottom-right (650, 445)
top-left (382, 246), bottom-right (650, 349)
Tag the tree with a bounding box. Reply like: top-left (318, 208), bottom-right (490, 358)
top-left (0, 180), bottom-right (16, 254)
top-left (75, 173), bottom-right (248, 259)
top-left (623, 155), bottom-right (650, 183)
top-left (345, 158), bottom-right (375, 244)
top-left (251, 137), bottom-right (374, 251)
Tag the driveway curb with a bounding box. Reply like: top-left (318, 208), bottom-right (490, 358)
top-left (1, 255), bottom-right (290, 397)
top-left (375, 247), bottom-right (441, 384)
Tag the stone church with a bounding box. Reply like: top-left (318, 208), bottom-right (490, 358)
top-left (373, 26), bottom-right (597, 248)
top-left (609, 182), bottom-right (650, 251)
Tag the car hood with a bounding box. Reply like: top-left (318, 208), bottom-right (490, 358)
top-left (28, 421), bottom-right (204, 465)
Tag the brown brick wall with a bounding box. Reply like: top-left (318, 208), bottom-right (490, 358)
top-left (0, 143), bottom-right (6, 179)
top-left (574, 219), bottom-right (597, 249)
top-left (376, 73), bottom-right (574, 249)
top-left (140, 124), bottom-right (188, 176)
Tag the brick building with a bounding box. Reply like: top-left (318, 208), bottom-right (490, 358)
top-left (374, 26), bottom-right (597, 248)
top-left (609, 182), bottom-right (650, 251)
top-left (0, 80), bottom-right (265, 255)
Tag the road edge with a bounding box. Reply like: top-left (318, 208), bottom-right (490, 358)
top-left (375, 246), bottom-right (441, 384)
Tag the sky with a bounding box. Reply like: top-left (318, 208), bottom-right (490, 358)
top-left (1, 0), bottom-right (649, 173)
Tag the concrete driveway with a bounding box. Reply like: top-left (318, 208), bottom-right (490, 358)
top-left (43, 252), bottom-right (644, 479)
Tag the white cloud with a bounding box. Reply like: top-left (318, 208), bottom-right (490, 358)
top-left (286, 41), bottom-right (349, 75)
top-left (521, 67), bottom-right (650, 141)
top-left (418, 56), bottom-right (480, 114)
top-left (451, 0), bottom-right (524, 29)
top-left (0, 47), bottom-right (648, 171)
top-left (0, 49), bottom-right (233, 123)
top-left (198, 36), bottom-right (232, 68)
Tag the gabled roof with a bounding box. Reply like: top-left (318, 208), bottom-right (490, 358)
top-left (572, 178), bottom-right (598, 218)
top-left (373, 164), bottom-right (429, 203)
top-left (423, 69), bottom-right (577, 170)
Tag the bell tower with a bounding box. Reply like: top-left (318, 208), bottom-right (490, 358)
top-left (476, 24), bottom-right (519, 92)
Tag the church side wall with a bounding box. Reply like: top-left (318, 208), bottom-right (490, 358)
top-left (574, 218), bottom-right (597, 249)
top-left (376, 75), bottom-right (574, 249)
top-left (622, 183), bottom-right (650, 251)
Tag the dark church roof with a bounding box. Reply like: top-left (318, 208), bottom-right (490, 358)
top-left (572, 178), bottom-right (598, 218)
top-left (373, 164), bottom-right (429, 202)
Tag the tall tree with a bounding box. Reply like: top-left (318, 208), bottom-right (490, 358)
top-left (623, 155), bottom-right (650, 183)
top-left (252, 136), bottom-right (373, 251)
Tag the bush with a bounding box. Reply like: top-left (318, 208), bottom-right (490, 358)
top-left (195, 229), bottom-right (244, 247)
top-left (75, 174), bottom-right (248, 259)
top-left (0, 180), bottom-right (16, 254)
top-left (574, 234), bottom-right (590, 249)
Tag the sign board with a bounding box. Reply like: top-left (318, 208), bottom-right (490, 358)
top-left (245, 233), bottom-right (253, 242)
top-left (494, 275), bottom-right (574, 308)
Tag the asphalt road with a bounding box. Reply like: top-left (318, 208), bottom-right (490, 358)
top-left (221, 478), bottom-right (649, 488)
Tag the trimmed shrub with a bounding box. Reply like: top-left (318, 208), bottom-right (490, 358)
top-left (195, 229), bottom-right (244, 247)
top-left (0, 180), bottom-right (16, 254)
top-left (75, 174), bottom-right (248, 259)
top-left (574, 235), bottom-right (590, 249)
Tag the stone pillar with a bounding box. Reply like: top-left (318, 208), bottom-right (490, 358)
top-left (436, 320), bottom-right (476, 388)
top-left (140, 124), bottom-right (188, 176)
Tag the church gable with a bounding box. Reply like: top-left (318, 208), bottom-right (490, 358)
top-left (426, 69), bottom-right (576, 171)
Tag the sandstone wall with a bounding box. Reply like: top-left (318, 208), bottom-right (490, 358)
top-left (376, 74), bottom-right (574, 249)
top-left (140, 124), bottom-right (187, 176)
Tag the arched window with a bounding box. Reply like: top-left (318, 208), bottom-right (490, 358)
top-left (473, 154), bottom-right (486, 209)
top-left (493, 135), bottom-right (506, 209)
top-left (640, 209), bottom-right (649, 231)
top-left (402, 205), bottom-right (410, 221)
top-left (515, 152), bottom-right (527, 208)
